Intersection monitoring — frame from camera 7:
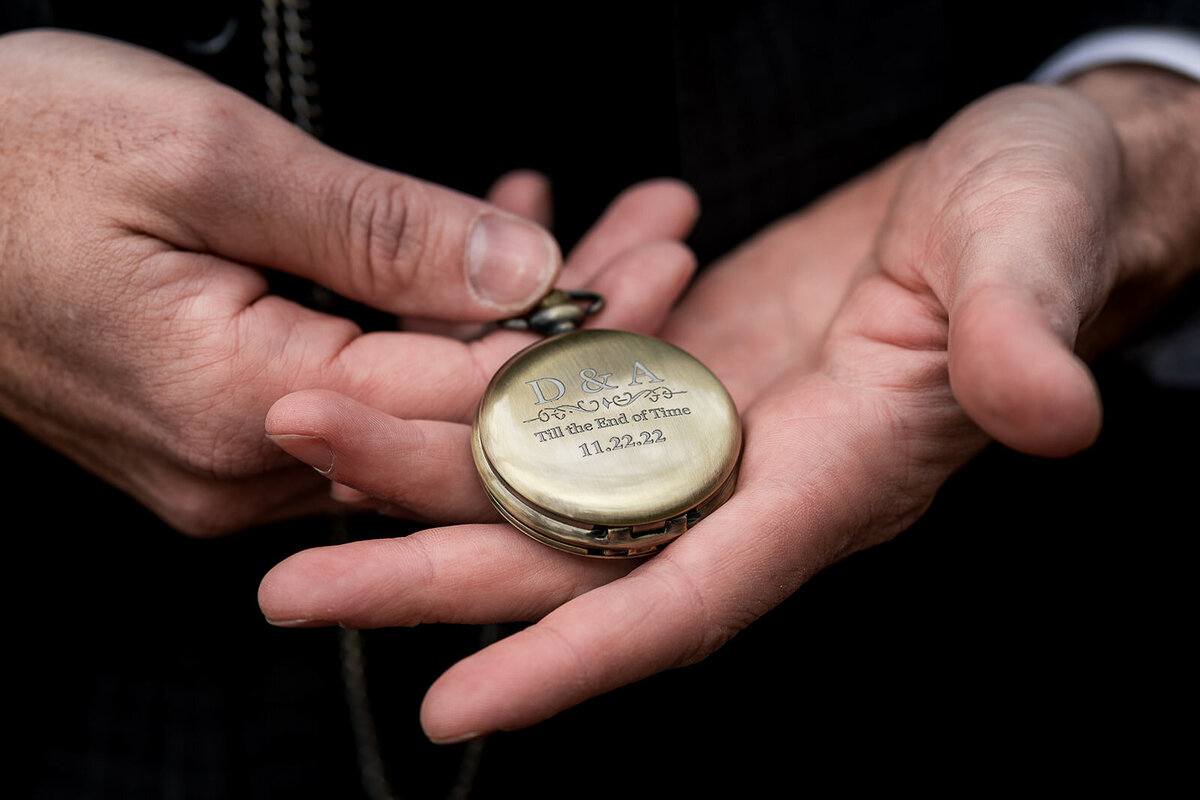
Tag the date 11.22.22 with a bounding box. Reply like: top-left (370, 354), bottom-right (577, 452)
top-left (579, 429), bottom-right (667, 457)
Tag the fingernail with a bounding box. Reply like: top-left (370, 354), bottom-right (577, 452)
top-left (267, 434), bottom-right (334, 475)
top-left (428, 731), bottom-right (485, 745)
top-left (467, 213), bottom-right (559, 311)
top-left (264, 617), bottom-right (326, 628)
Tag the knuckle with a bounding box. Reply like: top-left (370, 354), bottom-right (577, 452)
top-left (169, 432), bottom-right (246, 486)
top-left (151, 480), bottom-right (245, 538)
top-left (159, 396), bottom-right (271, 484)
top-left (340, 173), bottom-right (437, 301)
top-left (149, 428), bottom-right (289, 538)
top-left (964, 153), bottom-right (1096, 226)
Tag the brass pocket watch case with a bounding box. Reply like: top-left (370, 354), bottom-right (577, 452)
top-left (473, 328), bottom-right (742, 558)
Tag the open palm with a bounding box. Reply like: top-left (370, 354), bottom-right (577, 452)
top-left (260, 74), bottom-right (1199, 742)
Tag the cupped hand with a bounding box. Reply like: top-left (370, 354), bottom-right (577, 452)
top-left (0, 30), bottom-right (689, 536)
top-left (258, 66), bottom-right (1199, 741)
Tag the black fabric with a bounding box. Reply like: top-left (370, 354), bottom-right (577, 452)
top-left (4, 1), bottom-right (1198, 797)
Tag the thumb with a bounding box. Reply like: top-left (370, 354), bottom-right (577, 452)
top-left (934, 169), bottom-right (1113, 458)
top-left (898, 86), bottom-right (1126, 458)
top-left (145, 94), bottom-right (560, 320)
top-left (948, 280), bottom-right (1102, 457)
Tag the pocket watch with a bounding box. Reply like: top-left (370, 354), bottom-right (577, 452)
top-left (472, 290), bottom-right (742, 558)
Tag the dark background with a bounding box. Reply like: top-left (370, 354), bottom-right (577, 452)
top-left (5, 1), bottom-right (1197, 796)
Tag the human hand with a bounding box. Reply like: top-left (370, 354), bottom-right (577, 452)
top-left (0, 30), bottom-right (571, 536)
top-left (258, 66), bottom-right (1199, 741)
top-left (263, 171), bottom-right (701, 520)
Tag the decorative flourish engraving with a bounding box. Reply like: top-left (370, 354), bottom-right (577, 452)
top-left (601, 387), bottom-right (685, 409)
top-left (524, 400), bottom-right (601, 423)
top-left (522, 388), bottom-right (687, 423)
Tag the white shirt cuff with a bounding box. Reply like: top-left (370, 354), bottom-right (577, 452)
top-left (1031, 26), bottom-right (1200, 84)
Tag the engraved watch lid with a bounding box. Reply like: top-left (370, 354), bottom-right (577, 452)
top-left (473, 329), bottom-right (741, 557)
